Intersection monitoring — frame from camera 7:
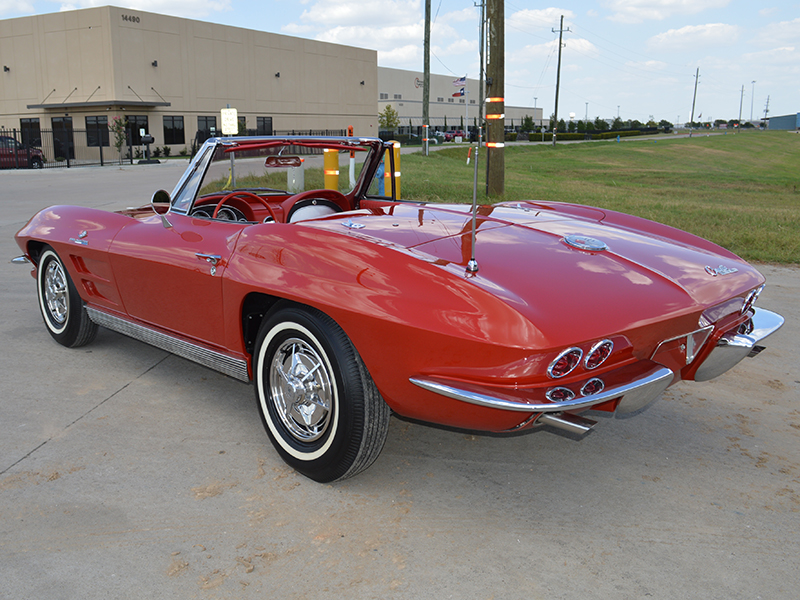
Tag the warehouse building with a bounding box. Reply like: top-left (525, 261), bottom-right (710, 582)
top-left (0, 5), bottom-right (377, 162)
top-left (1, 6), bottom-right (539, 166)
top-left (378, 66), bottom-right (542, 135)
top-left (767, 113), bottom-right (800, 131)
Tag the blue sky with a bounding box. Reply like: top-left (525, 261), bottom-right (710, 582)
top-left (3, 1), bottom-right (798, 124)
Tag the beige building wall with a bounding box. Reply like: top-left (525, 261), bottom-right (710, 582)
top-left (377, 67), bottom-right (542, 131)
top-left (1, 6), bottom-right (379, 146)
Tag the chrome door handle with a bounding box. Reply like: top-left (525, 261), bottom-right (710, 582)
top-left (195, 253), bottom-right (221, 266)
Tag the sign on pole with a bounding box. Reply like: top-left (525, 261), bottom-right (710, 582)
top-left (221, 108), bottom-right (238, 135)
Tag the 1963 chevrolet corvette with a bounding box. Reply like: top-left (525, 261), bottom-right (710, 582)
top-left (14, 136), bottom-right (784, 482)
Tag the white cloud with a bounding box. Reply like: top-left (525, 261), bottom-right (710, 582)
top-left (442, 7), bottom-right (477, 24)
top-left (602, 0), bottom-right (730, 24)
top-left (56, 0), bottom-right (231, 18)
top-left (751, 17), bottom-right (800, 48)
top-left (742, 45), bottom-right (798, 68)
top-left (296, 0), bottom-right (420, 28)
top-left (647, 23), bottom-right (740, 51)
top-left (509, 8), bottom-right (576, 30)
top-left (0, 0), bottom-right (34, 16)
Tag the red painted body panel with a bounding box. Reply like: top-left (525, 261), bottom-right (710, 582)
top-left (14, 137), bottom-right (776, 435)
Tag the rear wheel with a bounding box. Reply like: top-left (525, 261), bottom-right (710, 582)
top-left (254, 306), bottom-right (390, 482)
top-left (37, 246), bottom-right (98, 347)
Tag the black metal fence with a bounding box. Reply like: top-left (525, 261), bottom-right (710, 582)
top-left (1, 127), bottom-right (353, 169)
top-left (0, 127), bottom-right (125, 169)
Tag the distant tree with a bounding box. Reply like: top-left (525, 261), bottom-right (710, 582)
top-left (379, 105), bottom-right (400, 133)
top-left (576, 120), bottom-right (586, 133)
top-left (521, 115), bottom-right (535, 132)
top-left (594, 117), bottom-right (609, 131)
top-left (568, 120), bottom-right (577, 133)
top-left (558, 118), bottom-right (567, 132)
top-left (630, 119), bottom-right (644, 129)
top-left (659, 119), bottom-right (673, 129)
top-left (612, 116), bottom-right (624, 130)
top-left (585, 120), bottom-right (595, 131)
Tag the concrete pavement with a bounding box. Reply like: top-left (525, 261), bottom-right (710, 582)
top-left (2, 163), bottom-right (798, 599)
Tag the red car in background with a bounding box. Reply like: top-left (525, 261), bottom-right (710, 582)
top-left (13, 135), bottom-right (784, 482)
top-left (0, 135), bottom-right (44, 169)
top-left (444, 130), bottom-right (466, 141)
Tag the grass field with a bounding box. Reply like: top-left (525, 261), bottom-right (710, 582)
top-left (400, 131), bottom-right (800, 265)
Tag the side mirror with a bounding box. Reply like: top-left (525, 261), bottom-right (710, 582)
top-left (151, 189), bottom-right (171, 208)
top-left (151, 189), bottom-right (172, 227)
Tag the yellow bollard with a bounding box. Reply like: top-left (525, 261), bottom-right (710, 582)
top-left (324, 148), bottom-right (339, 191)
top-left (383, 141), bottom-right (401, 199)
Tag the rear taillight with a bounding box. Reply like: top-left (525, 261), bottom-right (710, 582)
top-left (547, 348), bottom-right (583, 379)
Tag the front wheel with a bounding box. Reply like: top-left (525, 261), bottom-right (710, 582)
top-left (254, 306), bottom-right (390, 482)
top-left (37, 246), bottom-right (98, 347)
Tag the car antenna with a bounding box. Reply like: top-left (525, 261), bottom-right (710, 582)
top-left (466, 126), bottom-right (482, 275)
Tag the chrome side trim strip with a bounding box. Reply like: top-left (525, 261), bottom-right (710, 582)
top-left (410, 364), bottom-right (673, 414)
top-left (11, 255), bottom-right (31, 264)
top-left (694, 307), bottom-right (784, 382)
top-left (86, 307), bottom-right (250, 382)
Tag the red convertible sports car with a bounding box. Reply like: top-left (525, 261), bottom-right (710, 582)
top-left (14, 136), bottom-right (784, 482)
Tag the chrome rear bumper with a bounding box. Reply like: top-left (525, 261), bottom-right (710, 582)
top-left (693, 307), bottom-right (784, 382)
top-left (410, 362), bottom-right (673, 417)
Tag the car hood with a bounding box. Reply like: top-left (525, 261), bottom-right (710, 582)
top-left (306, 201), bottom-right (764, 343)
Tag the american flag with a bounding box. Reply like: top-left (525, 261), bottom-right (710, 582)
top-left (452, 76), bottom-right (466, 87)
top-left (452, 87), bottom-right (465, 97)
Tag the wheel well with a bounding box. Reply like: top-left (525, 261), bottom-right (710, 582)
top-left (241, 293), bottom-right (320, 355)
top-left (25, 241), bottom-right (46, 265)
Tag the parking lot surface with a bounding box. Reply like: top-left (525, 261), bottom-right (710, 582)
top-left (2, 163), bottom-right (798, 599)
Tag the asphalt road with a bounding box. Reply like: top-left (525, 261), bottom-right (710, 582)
top-left (2, 162), bottom-right (798, 599)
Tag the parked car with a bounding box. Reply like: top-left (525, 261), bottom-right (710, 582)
top-left (444, 130), bottom-right (466, 142)
top-left (0, 135), bottom-right (44, 169)
top-left (14, 136), bottom-right (784, 482)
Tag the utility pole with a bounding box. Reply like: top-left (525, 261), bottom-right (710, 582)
top-left (551, 15), bottom-right (570, 146)
top-left (485, 0), bottom-right (504, 196)
top-left (750, 80), bottom-right (756, 123)
top-left (737, 84), bottom-right (744, 133)
top-left (476, 0), bottom-right (486, 130)
top-left (763, 95), bottom-right (770, 126)
top-left (423, 0), bottom-right (431, 156)
top-left (689, 67), bottom-right (699, 138)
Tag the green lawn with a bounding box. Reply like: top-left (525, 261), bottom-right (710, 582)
top-left (399, 132), bottom-right (800, 264)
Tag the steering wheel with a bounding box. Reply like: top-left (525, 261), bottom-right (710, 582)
top-left (282, 189), bottom-right (349, 221)
top-left (212, 191), bottom-right (279, 222)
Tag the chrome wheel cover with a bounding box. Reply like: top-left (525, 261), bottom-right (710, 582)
top-left (270, 337), bottom-right (333, 443)
top-left (44, 259), bottom-right (69, 325)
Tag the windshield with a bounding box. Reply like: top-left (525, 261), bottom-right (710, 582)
top-left (167, 136), bottom-right (386, 222)
top-left (198, 142), bottom-right (373, 198)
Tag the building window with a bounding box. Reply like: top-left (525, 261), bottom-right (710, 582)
top-left (437, 97), bottom-right (444, 102)
top-left (127, 115), bottom-right (149, 145)
top-left (459, 99), bottom-right (465, 104)
top-left (393, 94), bottom-right (402, 100)
top-left (470, 99), bottom-right (476, 104)
top-left (20, 118), bottom-right (41, 147)
top-left (51, 116), bottom-right (74, 160)
top-left (197, 116), bottom-right (216, 143)
top-left (85, 116), bottom-right (110, 147)
top-left (163, 116), bottom-right (185, 145)
top-left (237, 115), bottom-right (246, 135)
top-left (257, 117), bottom-right (273, 135)
top-left (447, 98), bottom-right (454, 103)
top-left (379, 93), bottom-right (388, 100)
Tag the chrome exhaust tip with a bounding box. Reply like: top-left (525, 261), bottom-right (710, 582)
top-left (538, 412), bottom-right (597, 435)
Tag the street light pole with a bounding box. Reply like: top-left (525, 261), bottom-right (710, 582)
top-left (750, 80), bottom-right (756, 123)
